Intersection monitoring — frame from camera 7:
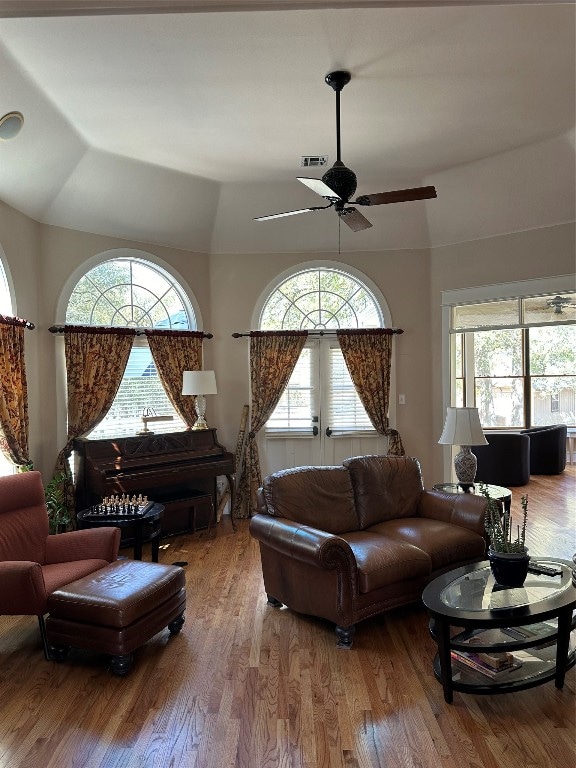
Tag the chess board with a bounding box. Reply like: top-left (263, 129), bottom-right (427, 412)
top-left (82, 495), bottom-right (155, 520)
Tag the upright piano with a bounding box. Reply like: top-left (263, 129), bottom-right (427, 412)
top-left (74, 429), bottom-right (235, 537)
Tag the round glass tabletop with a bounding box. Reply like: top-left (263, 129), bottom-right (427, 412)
top-left (441, 562), bottom-right (572, 612)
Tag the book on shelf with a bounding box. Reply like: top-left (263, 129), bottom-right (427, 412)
top-left (476, 650), bottom-right (514, 669)
top-left (450, 649), bottom-right (523, 679)
top-left (465, 636), bottom-right (516, 667)
top-left (501, 622), bottom-right (556, 641)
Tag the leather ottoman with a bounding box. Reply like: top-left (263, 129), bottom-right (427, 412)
top-left (46, 559), bottom-right (186, 676)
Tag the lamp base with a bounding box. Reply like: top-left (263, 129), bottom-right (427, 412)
top-left (192, 394), bottom-right (210, 430)
top-left (454, 445), bottom-right (477, 487)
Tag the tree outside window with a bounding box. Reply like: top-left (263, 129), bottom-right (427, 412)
top-left (463, 324), bottom-right (575, 428)
top-left (66, 258), bottom-right (196, 438)
top-left (260, 267), bottom-right (384, 435)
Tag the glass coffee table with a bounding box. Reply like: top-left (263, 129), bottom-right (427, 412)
top-left (422, 558), bottom-right (576, 703)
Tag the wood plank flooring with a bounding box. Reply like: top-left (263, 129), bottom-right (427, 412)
top-left (0, 469), bottom-right (574, 768)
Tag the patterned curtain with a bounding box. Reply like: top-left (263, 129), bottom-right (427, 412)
top-left (235, 331), bottom-right (308, 518)
top-left (54, 327), bottom-right (135, 511)
top-left (0, 316), bottom-right (31, 468)
top-left (145, 329), bottom-right (204, 427)
top-left (336, 328), bottom-right (405, 456)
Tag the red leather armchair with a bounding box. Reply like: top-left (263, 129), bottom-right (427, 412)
top-left (0, 471), bottom-right (120, 658)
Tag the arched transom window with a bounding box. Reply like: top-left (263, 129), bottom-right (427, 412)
top-left (260, 267), bottom-right (385, 435)
top-left (67, 257), bottom-right (196, 438)
top-left (260, 268), bottom-right (383, 330)
top-left (0, 254), bottom-right (15, 476)
top-left (67, 259), bottom-right (192, 329)
top-left (0, 257), bottom-right (11, 315)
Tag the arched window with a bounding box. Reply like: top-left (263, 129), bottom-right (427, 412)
top-left (0, 253), bottom-right (15, 476)
top-left (259, 267), bottom-right (383, 330)
top-left (0, 257), bottom-right (11, 314)
top-left (259, 266), bottom-right (385, 435)
top-left (67, 257), bottom-right (196, 438)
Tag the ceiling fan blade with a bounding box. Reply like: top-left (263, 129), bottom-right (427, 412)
top-left (338, 207), bottom-right (373, 232)
top-left (355, 185), bottom-right (437, 206)
top-left (297, 177), bottom-right (341, 200)
top-left (254, 206), bottom-right (328, 222)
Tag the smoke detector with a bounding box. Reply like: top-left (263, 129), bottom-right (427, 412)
top-left (0, 112), bottom-right (24, 140)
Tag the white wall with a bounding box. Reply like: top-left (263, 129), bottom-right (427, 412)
top-left (0, 197), bottom-right (574, 489)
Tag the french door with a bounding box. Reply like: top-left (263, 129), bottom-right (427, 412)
top-left (259, 338), bottom-right (387, 475)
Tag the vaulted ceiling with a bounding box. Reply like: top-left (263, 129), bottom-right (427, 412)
top-left (0, 1), bottom-right (574, 253)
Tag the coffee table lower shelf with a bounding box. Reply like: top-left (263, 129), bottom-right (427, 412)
top-left (431, 627), bottom-right (576, 696)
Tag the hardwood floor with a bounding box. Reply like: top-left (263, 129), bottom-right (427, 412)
top-left (0, 469), bottom-right (574, 768)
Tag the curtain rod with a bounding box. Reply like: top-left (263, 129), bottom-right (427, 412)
top-left (0, 314), bottom-right (35, 329)
top-left (48, 325), bottom-right (213, 338)
top-left (232, 328), bottom-right (403, 338)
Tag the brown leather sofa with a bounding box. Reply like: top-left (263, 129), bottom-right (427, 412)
top-left (249, 455), bottom-right (488, 647)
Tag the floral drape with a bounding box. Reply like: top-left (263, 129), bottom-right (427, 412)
top-left (0, 316), bottom-right (31, 468)
top-left (145, 329), bottom-right (204, 427)
top-left (337, 328), bottom-right (405, 456)
top-left (235, 331), bottom-right (308, 517)
top-left (54, 327), bottom-right (135, 510)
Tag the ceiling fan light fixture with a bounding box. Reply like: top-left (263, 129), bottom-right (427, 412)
top-left (322, 162), bottom-right (357, 201)
top-left (546, 295), bottom-right (576, 314)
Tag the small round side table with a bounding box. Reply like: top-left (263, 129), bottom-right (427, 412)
top-left (76, 502), bottom-right (165, 562)
top-left (432, 482), bottom-right (512, 514)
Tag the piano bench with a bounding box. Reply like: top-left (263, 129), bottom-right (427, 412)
top-left (45, 559), bottom-right (186, 676)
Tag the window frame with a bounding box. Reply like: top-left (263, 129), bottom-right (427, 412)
top-left (448, 295), bottom-right (575, 430)
top-left (63, 252), bottom-right (198, 440)
top-left (0, 250), bottom-right (17, 476)
top-left (255, 261), bottom-right (392, 439)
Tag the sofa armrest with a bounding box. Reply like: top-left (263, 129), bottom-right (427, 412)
top-left (418, 490), bottom-right (487, 538)
top-left (45, 527), bottom-right (121, 565)
top-left (0, 561), bottom-right (47, 614)
top-left (249, 513), bottom-right (357, 573)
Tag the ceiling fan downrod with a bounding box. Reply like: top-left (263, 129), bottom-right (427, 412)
top-left (325, 70), bottom-right (351, 164)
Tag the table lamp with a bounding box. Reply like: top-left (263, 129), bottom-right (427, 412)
top-left (438, 406), bottom-right (487, 491)
top-left (182, 370), bottom-right (217, 430)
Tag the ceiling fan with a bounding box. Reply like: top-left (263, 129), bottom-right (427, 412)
top-left (546, 295), bottom-right (576, 314)
top-left (254, 70), bottom-right (437, 232)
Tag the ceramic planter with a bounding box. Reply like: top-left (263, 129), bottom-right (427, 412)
top-left (488, 547), bottom-right (530, 587)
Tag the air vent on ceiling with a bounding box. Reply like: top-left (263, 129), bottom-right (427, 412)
top-left (300, 155), bottom-right (328, 167)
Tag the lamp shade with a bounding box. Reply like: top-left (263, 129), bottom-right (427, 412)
top-left (438, 407), bottom-right (487, 446)
top-left (182, 370), bottom-right (217, 396)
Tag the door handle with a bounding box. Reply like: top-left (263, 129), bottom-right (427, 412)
top-left (312, 426), bottom-right (319, 436)
top-left (325, 427), bottom-right (333, 437)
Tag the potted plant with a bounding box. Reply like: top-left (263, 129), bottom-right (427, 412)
top-left (482, 486), bottom-right (529, 587)
top-left (45, 472), bottom-right (72, 534)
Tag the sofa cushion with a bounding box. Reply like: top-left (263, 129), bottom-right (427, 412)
top-left (341, 531), bottom-right (431, 593)
top-left (262, 466), bottom-right (358, 534)
top-left (343, 455), bottom-right (424, 529)
top-left (368, 518), bottom-right (486, 571)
